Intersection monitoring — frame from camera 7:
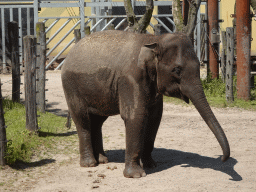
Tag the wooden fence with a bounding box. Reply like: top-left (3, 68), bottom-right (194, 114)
top-left (0, 79), bottom-right (7, 166)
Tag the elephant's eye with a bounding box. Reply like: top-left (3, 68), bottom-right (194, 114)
top-left (172, 67), bottom-right (181, 76)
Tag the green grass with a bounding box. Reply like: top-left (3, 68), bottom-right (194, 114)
top-left (164, 76), bottom-right (256, 110)
top-left (3, 99), bottom-right (70, 165)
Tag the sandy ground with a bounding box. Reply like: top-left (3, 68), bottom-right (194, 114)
top-left (0, 71), bottom-right (256, 191)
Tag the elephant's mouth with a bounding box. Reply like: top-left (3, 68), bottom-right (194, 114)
top-left (181, 94), bottom-right (189, 104)
top-left (163, 89), bottom-right (189, 104)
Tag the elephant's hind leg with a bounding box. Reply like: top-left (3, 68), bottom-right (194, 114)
top-left (69, 104), bottom-right (97, 167)
top-left (90, 114), bottom-right (109, 164)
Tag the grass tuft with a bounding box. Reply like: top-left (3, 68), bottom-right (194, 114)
top-left (3, 98), bottom-right (68, 164)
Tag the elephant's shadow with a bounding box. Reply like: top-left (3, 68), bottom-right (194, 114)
top-left (106, 148), bottom-right (242, 181)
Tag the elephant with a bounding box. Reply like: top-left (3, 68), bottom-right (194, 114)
top-left (61, 30), bottom-right (230, 178)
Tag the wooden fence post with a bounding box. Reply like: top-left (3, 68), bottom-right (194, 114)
top-left (24, 36), bottom-right (38, 132)
top-left (0, 79), bottom-right (7, 166)
top-left (36, 22), bottom-right (46, 113)
top-left (8, 21), bottom-right (20, 103)
top-left (226, 27), bottom-right (234, 102)
top-left (221, 31), bottom-right (227, 82)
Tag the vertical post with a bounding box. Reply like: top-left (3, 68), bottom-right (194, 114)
top-left (226, 27), bottom-right (234, 102)
top-left (205, 4), bottom-right (209, 75)
top-left (8, 21), bottom-right (21, 103)
top-left (196, 7), bottom-right (201, 61)
top-left (91, 0), bottom-right (96, 33)
top-left (36, 22), bottom-right (46, 113)
top-left (10, 8), bottom-right (13, 21)
top-left (18, 8), bottom-right (23, 74)
top-left (0, 79), bottom-right (7, 166)
top-left (236, 0), bottom-right (251, 100)
top-left (33, 0), bottom-right (39, 35)
top-left (27, 7), bottom-right (31, 36)
top-left (1, 8), bottom-right (7, 74)
top-left (24, 36), bottom-right (38, 132)
top-left (96, 0), bottom-right (100, 31)
top-left (221, 31), bottom-right (227, 82)
top-left (207, 0), bottom-right (219, 78)
top-left (80, 0), bottom-right (85, 38)
top-left (107, 0), bottom-right (113, 24)
top-left (100, 7), bottom-right (105, 31)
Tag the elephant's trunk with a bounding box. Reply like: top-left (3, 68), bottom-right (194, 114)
top-left (183, 80), bottom-right (230, 162)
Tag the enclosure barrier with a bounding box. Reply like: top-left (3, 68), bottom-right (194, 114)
top-left (1, 0), bottom-right (206, 72)
top-left (221, 25), bottom-right (256, 102)
top-left (8, 21), bottom-right (21, 103)
top-left (221, 31), bottom-right (226, 82)
top-left (236, 0), bottom-right (251, 100)
top-left (0, 79), bottom-right (7, 166)
top-left (36, 22), bottom-right (47, 113)
top-left (24, 35), bottom-right (38, 132)
top-left (226, 27), bottom-right (234, 102)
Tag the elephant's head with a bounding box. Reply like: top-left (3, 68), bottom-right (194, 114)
top-left (139, 33), bottom-right (230, 162)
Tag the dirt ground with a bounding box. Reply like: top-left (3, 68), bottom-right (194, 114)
top-left (0, 71), bottom-right (256, 192)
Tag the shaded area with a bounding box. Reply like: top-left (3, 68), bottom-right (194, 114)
top-left (46, 102), bottom-right (68, 117)
top-left (38, 130), bottom-right (77, 137)
top-left (10, 159), bottom-right (56, 170)
top-left (106, 148), bottom-right (242, 181)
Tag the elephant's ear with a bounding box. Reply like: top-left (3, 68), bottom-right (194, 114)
top-left (138, 43), bottom-right (158, 81)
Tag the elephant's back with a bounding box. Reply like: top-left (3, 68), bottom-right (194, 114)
top-left (62, 30), bottom-right (155, 74)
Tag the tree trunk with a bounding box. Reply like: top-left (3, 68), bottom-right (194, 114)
top-left (124, 0), bottom-right (137, 28)
top-left (124, 0), bottom-right (154, 33)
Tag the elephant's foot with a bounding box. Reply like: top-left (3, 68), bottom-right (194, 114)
top-left (140, 156), bottom-right (157, 168)
top-left (98, 153), bottom-right (108, 164)
top-left (80, 156), bottom-right (97, 167)
top-left (123, 164), bottom-right (146, 178)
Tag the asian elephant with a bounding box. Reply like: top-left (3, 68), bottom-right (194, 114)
top-left (61, 30), bottom-right (230, 178)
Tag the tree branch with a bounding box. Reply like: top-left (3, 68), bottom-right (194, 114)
top-left (124, 0), bottom-right (137, 28)
top-left (250, 0), bottom-right (256, 14)
top-left (134, 0), bottom-right (154, 33)
top-left (185, 0), bottom-right (201, 37)
top-left (173, 0), bottom-right (184, 32)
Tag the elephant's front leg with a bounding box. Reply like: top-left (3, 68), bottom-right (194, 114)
top-left (122, 109), bottom-right (148, 178)
top-left (141, 97), bottom-right (163, 169)
top-left (119, 81), bottom-right (149, 178)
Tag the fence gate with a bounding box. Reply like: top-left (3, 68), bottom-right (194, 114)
top-left (1, 0), bottom-right (206, 72)
top-left (0, 1), bottom-right (35, 73)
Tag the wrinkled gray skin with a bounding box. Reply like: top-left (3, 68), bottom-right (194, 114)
top-left (61, 30), bottom-right (230, 178)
